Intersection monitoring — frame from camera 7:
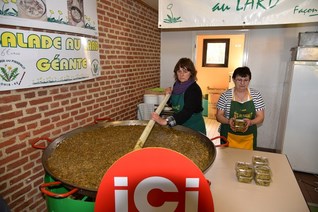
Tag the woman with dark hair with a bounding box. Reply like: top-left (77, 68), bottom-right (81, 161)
top-left (152, 58), bottom-right (206, 134)
top-left (216, 66), bottom-right (265, 150)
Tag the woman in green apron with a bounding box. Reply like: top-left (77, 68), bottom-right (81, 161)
top-left (216, 67), bottom-right (265, 150)
top-left (152, 58), bottom-right (206, 135)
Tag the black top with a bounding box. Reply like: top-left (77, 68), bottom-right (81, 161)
top-left (171, 81), bottom-right (203, 125)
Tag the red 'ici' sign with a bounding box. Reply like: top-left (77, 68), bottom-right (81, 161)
top-left (94, 147), bottom-right (214, 212)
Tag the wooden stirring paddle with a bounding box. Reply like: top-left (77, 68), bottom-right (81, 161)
top-left (134, 94), bottom-right (171, 150)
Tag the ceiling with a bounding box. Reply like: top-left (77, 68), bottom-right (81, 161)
top-left (141, 0), bottom-right (158, 10)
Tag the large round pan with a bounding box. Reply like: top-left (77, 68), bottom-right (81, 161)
top-left (40, 120), bottom-right (216, 198)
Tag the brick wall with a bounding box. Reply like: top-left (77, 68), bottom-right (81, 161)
top-left (0, 0), bottom-right (160, 211)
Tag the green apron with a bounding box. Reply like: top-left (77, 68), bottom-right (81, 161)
top-left (220, 93), bottom-right (257, 149)
top-left (170, 93), bottom-right (206, 135)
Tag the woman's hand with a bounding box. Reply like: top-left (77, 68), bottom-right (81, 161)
top-left (151, 112), bottom-right (167, 125)
top-left (244, 119), bottom-right (252, 127)
top-left (242, 119), bottom-right (251, 132)
top-left (229, 118), bottom-right (236, 131)
top-left (165, 87), bottom-right (172, 95)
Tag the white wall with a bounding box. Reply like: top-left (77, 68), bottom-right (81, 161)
top-left (160, 24), bottom-right (318, 149)
top-left (160, 31), bottom-right (195, 87)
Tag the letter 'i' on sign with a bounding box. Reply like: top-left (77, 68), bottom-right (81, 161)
top-left (95, 148), bottom-right (214, 212)
top-left (114, 177), bottom-right (128, 212)
top-left (186, 178), bottom-right (200, 211)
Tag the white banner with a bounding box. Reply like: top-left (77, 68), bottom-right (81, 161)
top-left (0, 0), bottom-right (98, 36)
top-left (0, 28), bottom-right (100, 91)
top-left (159, 0), bottom-right (318, 28)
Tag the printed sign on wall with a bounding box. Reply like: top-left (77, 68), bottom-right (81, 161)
top-left (0, 28), bottom-right (100, 91)
top-left (0, 0), bottom-right (98, 36)
top-left (159, 0), bottom-right (318, 28)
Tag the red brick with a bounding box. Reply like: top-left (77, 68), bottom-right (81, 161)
top-left (73, 90), bottom-right (88, 96)
top-left (0, 168), bottom-right (21, 183)
top-left (50, 101), bottom-right (60, 108)
top-left (29, 197), bottom-right (46, 211)
top-left (38, 90), bottom-right (47, 96)
top-left (2, 125), bottom-right (26, 137)
top-left (0, 110), bottom-right (23, 121)
top-left (26, 187), bottom-right (38, 198)
top-left (61, 99), bottom-right (70, 105)
top-left (49, 88), bottom-right (59, 95)
top-left (36, 202), bottom-right (47, 212)
top-left (32, 125), bottom-right (55, 137)
top-left (7, 156), bottom-right (28, 171)
top-left (29, 151), bottom-right (41, 160)
top-left (0, 94), bottom-right (21, 104)
top-left (51, 115), bottom-right (60, 122)
top-left (10, 170), bottom-right (31, 185)
top-left (70, 110), bottom-right (78, 116)
top-left (56, 117), bottom-right (73, 127)
top-left (44, 108), bottom-right (64, 117)
top-left (23, 161), bottom-right (35, 171)
top-left (52, 129), bottom-right (62, 136)
top-left (0, 120), bottom-right (15, 129)
top-left (53, 93), bottom-right (71, 100)
top-left (0, 138), bottom-right (15, 149)
top-left (29, 97), bottom-right (52, 106)
top-left (27, 122), bottom-right (38, 130)
top-left (5, 142), bottom-right (27, 154)
top-left (29, 169), bottom-right (45, 181)
top-left (18, 114), bottom-right (41, 124)
top-left (13, 195), bottom-right (32, 212)
top-left (60, 87), bottom-right (69, 92)
top-left (15, 101), bottom-right (27, 108)
top-left (38, 105), bottom-right (49, 111)
top-left (40, 118), bottom-right (50, 126)
top-left (18, 131), bottom-right (31, 140)
top-left (62, 125), bottom-right (72, 132)
top-left (24, 92), bottom-right (36, 99)
top-left (0, 104), bottom-right (12, 113)
top-left (32, 164), bottom-right (43, 173)
top-left (82, 99), bottom-right (95, 106)
top-left (0, 182), bottom-right (7, 193)
top-left (61, 113), bottom-right (70, 119)
top-left (66, 103), bottom-right (81, 110)
top-left (26, 107), bottom-right (37, 114)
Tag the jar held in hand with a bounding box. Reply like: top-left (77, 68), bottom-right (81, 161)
top-left (234, 119), bottom-right (247, 132)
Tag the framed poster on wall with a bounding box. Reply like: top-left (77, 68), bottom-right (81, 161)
top-left (202, 39), bottom-right (230, 68)
top-left (0, 0), bottom-right (98, 36)
top-left (0, 28), bottom-right (101, 91)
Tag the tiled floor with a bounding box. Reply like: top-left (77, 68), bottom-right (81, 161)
top-left (204, 117), bottom-right (220, 145)
top-left (204, 117), bottom-right (318, 210)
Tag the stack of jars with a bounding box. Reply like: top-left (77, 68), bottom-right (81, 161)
top-left (253, 156), bottom-right (272, 186)
top-left (235, 156), bottom-right (272, 186)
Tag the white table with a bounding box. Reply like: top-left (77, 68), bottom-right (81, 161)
top-left (205, 148), bottom-right (309, 212)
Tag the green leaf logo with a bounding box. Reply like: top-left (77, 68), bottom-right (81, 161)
top-left (0, 65), bottom-right (19, 82)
